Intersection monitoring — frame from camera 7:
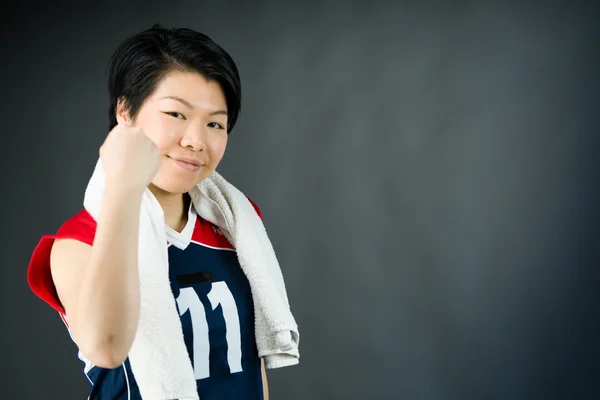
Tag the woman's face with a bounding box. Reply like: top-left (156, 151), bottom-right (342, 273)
top-left (116, 70), bottom-right (229, 194)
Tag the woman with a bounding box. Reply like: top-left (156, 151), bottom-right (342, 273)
top-left (27, 25), bottom-right (298, 400)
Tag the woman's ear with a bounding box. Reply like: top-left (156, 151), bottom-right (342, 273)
top-left (115, 97), bottom-right (131, 125)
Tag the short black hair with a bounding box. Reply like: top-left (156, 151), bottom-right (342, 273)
top-left (106, 24), bottom-right (242, 133)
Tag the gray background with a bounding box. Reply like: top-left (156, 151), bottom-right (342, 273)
top-left (2, 1), bottom-right (599, 399)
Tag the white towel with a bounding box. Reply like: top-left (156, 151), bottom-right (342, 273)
top-left (83, 158), bottom-right (299, 399)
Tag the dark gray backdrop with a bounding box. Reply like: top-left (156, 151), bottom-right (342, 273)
top-left (2, 1), bottom-right (598, 399)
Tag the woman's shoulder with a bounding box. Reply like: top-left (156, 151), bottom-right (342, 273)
top-left (246, 197), bottom-right (262, 220)
top-left (28, 210), bottom-right (97, 314)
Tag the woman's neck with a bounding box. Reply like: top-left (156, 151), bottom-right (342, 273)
top-left (148, 184), bottom-right (190, 232)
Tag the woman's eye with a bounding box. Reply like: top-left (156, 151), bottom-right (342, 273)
top-left (165, 111), bottom-right (185, 119)
top-left (208, 122), bottom-right (224, 129)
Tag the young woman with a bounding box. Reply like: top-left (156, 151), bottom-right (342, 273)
top-left (27, 25), bottom-right (297, 399)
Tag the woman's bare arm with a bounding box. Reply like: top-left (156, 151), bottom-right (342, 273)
top-left (262, 358), bottom-right (269, 399)
top-left (50, 186), bottom-right (144, 368)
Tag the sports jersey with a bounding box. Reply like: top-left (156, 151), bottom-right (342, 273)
top-left (28, 200), bottom-right (265, 400)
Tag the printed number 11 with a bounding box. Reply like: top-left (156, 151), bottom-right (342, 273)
top-left (176, 282), bottom-right (243, 379)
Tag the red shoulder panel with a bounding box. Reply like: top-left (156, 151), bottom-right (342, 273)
top-left (27, 210), bottom-right (97, 314)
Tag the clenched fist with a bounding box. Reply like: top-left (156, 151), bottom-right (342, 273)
top-left (100, 123), bottom-right (162, 194)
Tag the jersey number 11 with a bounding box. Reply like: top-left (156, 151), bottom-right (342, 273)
top-left (176, 282), bottom-right (243, 380)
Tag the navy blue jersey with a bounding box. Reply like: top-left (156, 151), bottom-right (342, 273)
top-left (28, 203), bottom-right (264, 400)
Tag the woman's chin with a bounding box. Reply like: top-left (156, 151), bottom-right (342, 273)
top-left (151, 174), bottom-right (211, 195)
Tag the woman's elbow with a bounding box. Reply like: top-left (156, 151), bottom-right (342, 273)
top-left (89, 351), bottom-right (128, 369)
top-left (78, 335), bottom-right (130, 369)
